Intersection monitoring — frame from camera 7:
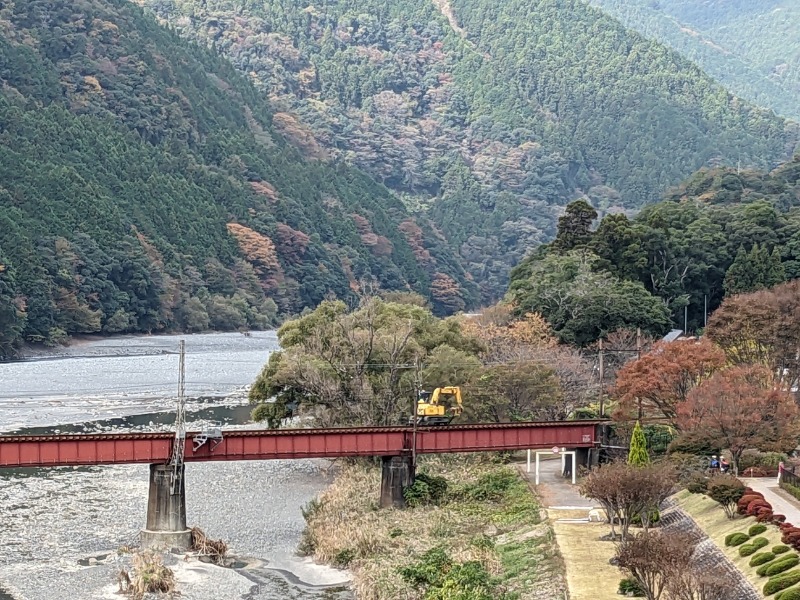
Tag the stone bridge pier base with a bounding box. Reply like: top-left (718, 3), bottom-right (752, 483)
top-left (380, 455), bottom-right (415, 508)
top-left (140, 463), bottom-right (192, 550)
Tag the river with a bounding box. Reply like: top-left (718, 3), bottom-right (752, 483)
top-left (0, 332), bottom-right (351, 600)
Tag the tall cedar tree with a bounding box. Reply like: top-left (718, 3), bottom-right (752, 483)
top-left (628, 421), bottom-right (650, 466)
top-left (551, 200), bottom-right (598, 253)
top-left (613, 338), bottom-right (726, 426)
top-left (676, 365), bottom-right (800, 476)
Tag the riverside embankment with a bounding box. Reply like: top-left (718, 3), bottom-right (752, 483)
top-left (0, 332), bottom-right (351, 600)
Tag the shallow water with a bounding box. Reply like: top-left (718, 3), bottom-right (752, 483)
top-left (0, 332), bottom-right (352, 600)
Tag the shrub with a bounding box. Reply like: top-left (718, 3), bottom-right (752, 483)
top-left (726, 532), bottom-right (750, 547)
top-left (764, 569), bottom-right (800, 595)
top-left (775, 546), bottom-right (792, 555)
top-left (631, 510), bottom-right (661, 527)
top-left (739, 494), bottom-right (765, 514)
top-left (740, 450), bottom-right (788, 472)
top-left (686, 474), bottom-right (708, 494)
top-left (750, 552), bottom-right (776, 567)
top-left (404, 472), bottom-right (449, 507)
top-left (740, 544), bottom-right (759, 557)
top-left (741, 539), bottom-right (769, 557)
top-left (783, 482), bottom-right (800, 503)
top-left (775, 515), bottom-right (788, 524)
top-left (618, 577), bottom-right (646, 597)
top-left (459, 469), bottom-right (518, 502)
top-left (751, 524), bottom-right (769, 536)
top-left (758, 510), bottom-right (776, 523)
top-left (765, 556), bottom-right (800, 576)
top-left (776, 588), bottom-right (800, 600)
top-left (707, 475), bottom-right (746, 519)
top-left (747, 499), bottom-right (773, 516)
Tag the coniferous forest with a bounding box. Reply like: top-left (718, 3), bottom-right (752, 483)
top-left (2, 0), bottom-right (800, 359)
top-left (140, 0), bottom-right (799, 302)
top-left (0, 0), bottom-right (476, 359)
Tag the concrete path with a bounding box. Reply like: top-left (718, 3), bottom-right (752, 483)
top-left (517, 457), bottom-right (619, 600)
top-left (518, 455), bottom-right (595, 510)
top-left (741, 477), bottom-right (800, 523)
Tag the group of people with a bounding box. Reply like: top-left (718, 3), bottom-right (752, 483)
top-left (709, 455), bottom-right (731, 474)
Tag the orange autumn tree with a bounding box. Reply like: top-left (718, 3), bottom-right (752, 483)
top-left (614, 338), bottom-right (726, 425)
top-left (676, 365), bottom-right (800, 476)
top-left (226, 223), bottom-right (284, 292)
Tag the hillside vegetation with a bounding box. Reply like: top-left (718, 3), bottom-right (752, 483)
top-left (0, 0), bottom-right (476, 358)
top-left (140, 0), bottom-right (799, 302)
top-left (508, 155), bottom-right (800, 344)
top-left (590, 0), bottom-right (800, 120)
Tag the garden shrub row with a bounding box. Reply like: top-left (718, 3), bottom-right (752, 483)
top-left (740, 537), bottom-right (770, 557)
top-left (764, 570), bottom-right (800, 595)
top-left (751, 552), bottom-right (776, 567)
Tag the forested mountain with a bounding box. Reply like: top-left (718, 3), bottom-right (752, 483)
top-left (0, 0), bottom-right (477, 359)
top-left (139, 0), bottom-right (800, 302)
top-left (508, 155), bottom-right (800, 345)
top-left (590, 0), bottom-right (800, 120)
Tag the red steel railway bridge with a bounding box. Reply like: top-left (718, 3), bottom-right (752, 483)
top-left (0, 420), bottom-right (603, 547)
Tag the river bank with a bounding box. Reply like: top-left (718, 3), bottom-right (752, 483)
top-left (0, 331), bottom-right (353, 599)
top-left (302, 455), bottom-right (566, 600)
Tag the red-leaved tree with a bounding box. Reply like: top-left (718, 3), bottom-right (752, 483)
top-left (614, 338), bottom-right (726, 426)
top-left (676, 365), bottom-right (800, 476)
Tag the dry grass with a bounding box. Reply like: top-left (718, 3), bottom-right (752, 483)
top-left (550, 515), bottom-right (620, 600)
top-left (303, 455), bottom-right (565, 600)
top-left (674, 489), bottom-right (783, 591)
top-left (121, 551), bottom-right (176, 599)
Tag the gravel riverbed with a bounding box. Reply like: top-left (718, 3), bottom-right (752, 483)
top-left (0, 458), bottom-right (351, 599)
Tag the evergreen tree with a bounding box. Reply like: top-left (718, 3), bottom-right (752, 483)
top-left (766, 247), bottom-right (786, 288)
top-left (551, 200), bottom-right (598, 253)
top-left (0, 253), bottom-right (25, 359)
top-left (627, 421), bottom-right (650, 467)
top-left (723, 245), bottom-right (755, 296)
top-left (748, 243), bottom-right (769, 290)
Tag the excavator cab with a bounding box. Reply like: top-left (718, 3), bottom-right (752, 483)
top-left (411, 386), bottom-right (463, 426)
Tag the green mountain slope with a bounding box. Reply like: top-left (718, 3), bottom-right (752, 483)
top-left (0, 0), bottom-right (476, 358)
top-left (589, 0), bottom-right (800, 120)
top-left (508, 154), bottom-right (800, 344)
top-left (140, 0), bottom-right (799, 303)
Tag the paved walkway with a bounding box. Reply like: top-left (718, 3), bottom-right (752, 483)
top-left (517, 457), bottom-right (619, 600)
top-left (518, 455), bottom-right (595, 510)
top-left (741, 477), bottom-right (800, 523)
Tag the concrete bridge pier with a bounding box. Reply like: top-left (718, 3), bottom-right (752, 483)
top-left (140, 463), bottom-right (192, 550)
top-left (380, 455), bottom-right (415, 508)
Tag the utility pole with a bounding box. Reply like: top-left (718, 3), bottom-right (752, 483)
top-left (684, 304), bottom-right (688, 336)
top-left (598, 338), bottom-right (605, 418)
top-left (170, 339), bottom-right (186, 495)
top-left (411, 356), bottom-right (421, 469)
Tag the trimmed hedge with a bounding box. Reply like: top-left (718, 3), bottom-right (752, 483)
top-left (741, 543), bottom-right (760, 557)
top-left (726, 532), bottom-right (750, 547)
top-left (765, 556), bottom-right (800, 576)
top-left (776, 588), bottom-right (800, 600)
top-left (751, 524), bottom-right (769, 536)
top-left (754, 537), bottom-right (770, 550)
top-left (764, 570), bottom-right (800, 595)
top-left (775, 546), bottom-right (792, 555)
top-left (751, 552), bottom-right (776, 567)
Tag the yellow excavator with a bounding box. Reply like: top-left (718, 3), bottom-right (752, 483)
top-left (410, 386), bottom-right (463, 426)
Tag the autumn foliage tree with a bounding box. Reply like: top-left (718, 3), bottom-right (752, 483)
top-left (676, 365), bottom-right (800, 476)
top-left (706, 280), bottom-right (800, 391)
top-left (614, 338), bottom-right (726, 425)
